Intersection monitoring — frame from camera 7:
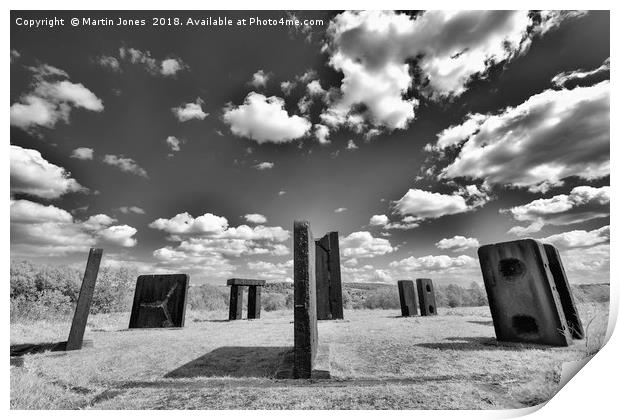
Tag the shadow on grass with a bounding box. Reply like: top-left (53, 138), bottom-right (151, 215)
top-left (10, 339), bottom-right (94, 357)
top-left (416, 336), bottom-right (561, 351)
top-left (165, 346), bottom-right (292, 378)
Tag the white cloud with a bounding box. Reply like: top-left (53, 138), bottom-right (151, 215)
top-left (393, 188), bottom-right (487, 222)
top-left (10, 64), bottom-right (103, 130)
top-left (150, 211), bottom-right (291, 274)
top-left (307, 80), bottom-right (326, 97)
top-left (322, 10), bottom-right (548, 132)
top-left (340, 231), bottom-right (395, 259)
top-left (97, 55), bottom-right (121, 72)
top-left (166, 136), bottom-right (183, 152)
top-left (254, 162), bottom-right (274, 170)
top-left (278, 190), bottom-right (286, 196)
top-left (559, 244), bottom-right (609, 283)
top-left (98, 225), bottom-right (137, 247)
top-left (172, 97), bottom-right (208, 122)
top-left (437, 82), bottom-right (609, 192)
top-left (223, 92), bottom-right (311, 144)
top-left (11, 199), bottom-right (138, 256)
top-left (369, 214), bottom-right (389, 226)
top-left (334, 207), bottom-right (347, 213)
top-left (119, 47), bottom-right (187, 76)
top-left (149, 212), bottom-right (229, 235)
top-left (280, 81), bottom-right (296, 95)
top-left (10, 199), bottom-right (73, 224)
top-left (160, 58), bottom-right (184, 76)
top-left (250, 69), bottom-right (270, 88)
top-left (505, 186), bottom-right (609, 235)
top-left (552, 58), bottom-right (609, 88)
top-left (346, 139), bottom-right (358, 150)
top-left (314, 124), bottom-right (330, 144)
top-left (11, 145), bottom-right (85, 199)
top-left (536, 10), bottom-right (588, 35)
top-left (71, 147), bottom-right (94, 160)
top-left (244, 213), bottom-right (267, 224)
top-left (119, 206), bottom-right (146, 215)
top-left (246, 260), bottom-right (293, 282)
top-left (102, 154), bottom-right (148, 178)
top-left (436, 235), bottom-right (480, 251)
top-left (538, 226), bottom-right (609, 250)
top-left (389, 254), bottom-right (477, 272)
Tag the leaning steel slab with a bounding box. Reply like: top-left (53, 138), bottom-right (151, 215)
top-left (478, 239), bottom-right (571, 346)
top-left (66, 248), bottom-right (103, 350)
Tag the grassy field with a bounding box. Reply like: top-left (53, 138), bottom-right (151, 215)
top-left (10, 302), bottom-right (609, 410)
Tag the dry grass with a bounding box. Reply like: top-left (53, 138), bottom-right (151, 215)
top-left (10, 303), bottom-right (608, 410)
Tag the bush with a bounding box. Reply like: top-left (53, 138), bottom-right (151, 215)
top-left (262, 293), bottom-right (287, 311)
top-left (187, 284), bottom-right (228, 311)
top-left (363, 288), bottom-right (400, 309)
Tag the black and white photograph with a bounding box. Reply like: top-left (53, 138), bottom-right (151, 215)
top-left (8, 5), bottom-right (613, 413)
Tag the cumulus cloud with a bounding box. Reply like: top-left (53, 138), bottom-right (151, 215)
top-left (246, 260), bottom-right (293, 282)
top-left (165, 136), bottom-right (183, 152)
top-left (244, 213), bottom-right (267, 224)
top-left (11, 145), bottom-right (85, 199)
top-left (504, 186), bottom-right (609, 235)
top-left (96, 55), bottom-right (121, 72)
top-left (552, 58), bottom-right (610, 89)
top-left (10, 64), bottom-right (103, 130)
top-left (71, 147), bottom-right (94, 160)
top-left (321, 10), bottom-right (561, 133)
top-left (314, 124), bottom-right (330, 144)
top-left (393, 187), bottom-right (488, 223)
top-left (280, 81), bottom-right (295, 96)
top-left (346, 139), bottom-right (358, 150)
top-left (369, 214), bottom-right (389, 226)
top-left (223, 92), bottom-right (311, 144)
top-left (102, 154), bottom-right (149, 178)
top-left (149, 212), bottom-right (229, 235)
top-left (340, 231), bottom-right (395, 259)
top-left (118, 47), bottom-right (187, 76)
top-left (389, 254), bottom-right (477, 272)
top-left (250, 69), bottom-right (270, 88)
top-left (436, 235), bottom-right (480, 251)
top-left (536, 10), bottom-right (588, 35)
top-left (119, 206), bottom-right (146, 215)
top-left (149, 211), bottom-right (290, 275)
top-left (11, 199), bottom-right (138, 256)
top-left (172, 97), bottom-right (208, 122)
top-left (538, 226), bottom-right (609, 250)
top-left (558, 243), bottom-right (609, 283)
top-left (254, 162), bottom-right (274, 170)
top-left (334, 207), bottom-right (347, 213)
top-left (435, 82), bottom-right (609, 192)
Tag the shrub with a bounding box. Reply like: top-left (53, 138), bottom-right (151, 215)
top-left (187, 284), bottom-right (228, 311)
top-left (363, 288), bottom-right (400, 309)
top-left (262, 293), bottom-right (287, 311)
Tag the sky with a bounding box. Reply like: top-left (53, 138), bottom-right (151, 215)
top-left (10, 10), bottom-right (610, 286)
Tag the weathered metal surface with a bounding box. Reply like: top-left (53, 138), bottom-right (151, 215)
top-left (478, 239), bottom-right (571, 346)
top-left (129, 274), bottom-right (189, 328)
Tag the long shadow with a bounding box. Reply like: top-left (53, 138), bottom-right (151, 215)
top-left (10, 339), bottom-right (93, 356)
top-left (415, 336), bottom-right (560, 351)
top-left (165, 346), bottom-right (292, 379)
top-left (11, 341), bottom-right (67, 356)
